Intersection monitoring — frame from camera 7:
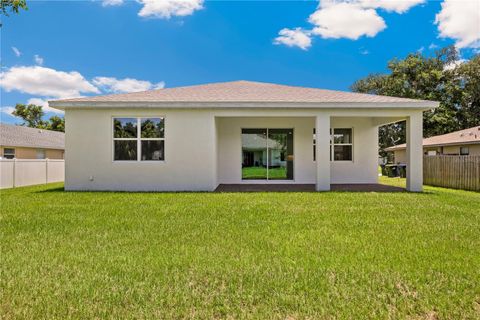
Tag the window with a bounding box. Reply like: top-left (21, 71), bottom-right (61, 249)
top-left (113, 117), bottom-right (165, 161)
top-left (460, 146), bottom-right (469, 155)
top-left (36, 149), bottom-right (46, 159)
top-left (241, 128), bottom-right (294, 180)
top-left (313, 128), bottom-right (354, 161)
top-left (331, 128), bottom-right (353, 161)
top-left (3, 148), bottom-right (15, 159)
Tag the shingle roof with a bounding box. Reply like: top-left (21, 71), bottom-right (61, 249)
top-left (0, 124), bottom-right (65, 150)
top-left (50, 80), bottom-right (436, 107)
top-left (385, 126), bottom-right (480, 151)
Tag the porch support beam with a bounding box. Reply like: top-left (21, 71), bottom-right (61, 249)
top-left (315, 114), bottom-right (331, 191)
top-left (406, 112), bottom-right (423, 192)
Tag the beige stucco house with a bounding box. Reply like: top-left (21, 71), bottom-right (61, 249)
top-left (49, 80), bottom-right (438, 192)
top-left (0, 124), bottom-right (64, 159)
top-left (385, 126), bottom-right (480, 164)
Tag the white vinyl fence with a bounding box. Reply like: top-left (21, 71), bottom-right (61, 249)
top-left (0, 159), bottom-right (64, 189)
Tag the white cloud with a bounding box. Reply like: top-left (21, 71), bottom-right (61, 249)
top-left (435, 0), bottom-right (480, 49)
top-left (417, 46), bottom-right (425, 53)
top-left (309, 2), bottom-right (386, 40)
top-left (1, 106), bottom-right (16, 116)
top-left (0, 66), bottom-right (99, 99)
top-left (102, 0), bottom-right (124, 6)
top-left (26, 98), bottom-right (64, 114)
top-left (34, 54), bottom-right (44, 66)
top-left (359, 0), bottom-right (425, 13)
top-left (274, 28), bottom-right (312, 50)
top-left (444, 58), bottom-right (467, 71)
top-left (275, 0), bottom-right (425, 50)
top-left (12, 47), bottom-right (21, 57)
top-left (92, 76), bottom-right (165, 93)
top-left (360, 48), bottom-right (370, 55)
top-left (138, 0), bottom-right (204, 19)
top-left (1, 65), bottom-right (165, 116)
top-left (429, 43), bottom-right (439, 50)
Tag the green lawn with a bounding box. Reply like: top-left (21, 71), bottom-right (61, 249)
top-left (1, 180), bottom-right (480, 319)
top-left (242, 166), bottom-right (287, 179)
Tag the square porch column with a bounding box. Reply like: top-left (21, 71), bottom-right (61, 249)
top-left (406, 112), bottom-right (423, 192)
top-left (315, 115), bottom-right (331, 191)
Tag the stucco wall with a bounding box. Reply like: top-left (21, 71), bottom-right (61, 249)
top-left (64, 107), bottom-right (420, 191)
top-left (65, 109), bottom-right (217, 191)
top-left (1, 146), bottom-right (64, 159)
top-left (330, 117), bottom-right (379, 184)
top-left (216, 116), bottom-right (378, 184)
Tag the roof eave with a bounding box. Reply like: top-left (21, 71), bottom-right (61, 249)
top-left (49, 100), bottom-right (439, 111)
top-left (0, 143), bottom-right (65, 150)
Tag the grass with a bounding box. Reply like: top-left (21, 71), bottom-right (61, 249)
top-left (1, 179), bottom-right (480, 319)
top-left (242, 166), bottom-right (287, 179)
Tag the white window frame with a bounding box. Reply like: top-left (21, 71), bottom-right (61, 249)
top-left (112, 117), bottom-right (165, 162)
top-left (3, 148), bottom-right (15, 159)
top-left (330, 128), bottom-right (354, 162)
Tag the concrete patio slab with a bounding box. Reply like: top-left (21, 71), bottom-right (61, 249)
top-left (214, 184), bottom-right (404, 192)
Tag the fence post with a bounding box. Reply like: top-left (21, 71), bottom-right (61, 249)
top-left (46, 158), bottom-right (49, 184)
top-left (12, 158), bottom-right (16, 188)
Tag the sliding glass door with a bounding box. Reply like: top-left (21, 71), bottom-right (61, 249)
top-left (241, 128), bottom-right (293, 180)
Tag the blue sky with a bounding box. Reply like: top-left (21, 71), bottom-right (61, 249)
top-left (1, 0), bottom-right (479, 124)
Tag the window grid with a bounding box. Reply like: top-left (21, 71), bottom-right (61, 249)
top-left (330, 128), bottom-right (353, 162)
top-left (313, 128), bottom-right (353, 162)
top-left (113, 117), bottom-right (165, 162)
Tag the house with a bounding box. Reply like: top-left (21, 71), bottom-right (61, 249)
top-left (385, 126), bottom-right (480, 164)
top-left (0, 124), bottom-right (65, 159)
top-left (49, 80), bottom-right (438, 192)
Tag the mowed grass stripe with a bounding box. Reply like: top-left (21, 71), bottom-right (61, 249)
top-left (1, 179), bottom-right (479, 319)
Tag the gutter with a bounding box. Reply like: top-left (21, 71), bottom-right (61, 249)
top-left (49, 100), bottom-right (440, 111)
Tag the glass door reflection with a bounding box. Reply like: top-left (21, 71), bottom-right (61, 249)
top-left (267, 129), bottom-right (293, 180)
top-left (241, 129), bottom-right (268, 179)
top-left (241, 128), bottom-right (293, 180)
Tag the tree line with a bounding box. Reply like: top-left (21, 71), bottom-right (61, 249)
top-left (352, 46), bottom-right (479, 157)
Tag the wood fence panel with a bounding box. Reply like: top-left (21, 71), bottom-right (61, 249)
top-left (423, 155), bottom-right (480, 191)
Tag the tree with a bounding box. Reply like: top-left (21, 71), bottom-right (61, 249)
top-left (453, 55), bottom-right (480, 128)
top-left (12, 103), bottom-right (47, 128)
top-left (47, 115), bottom-right (65, 132)
top-left (0, 0), bottom-right (27, 16)
top-left (0, 0), bottom-right (27, 27)
top-left (351, 46), bottom-right (480, 156)
top-left (12, 103), bottom-right (65, 132)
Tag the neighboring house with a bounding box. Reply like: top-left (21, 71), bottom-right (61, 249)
top-left (385, 126), bottom-right (480, 164)
top-left (49, 80), bottom-right (438, 192)
top-left (0, 124), bottom-right (65, 159)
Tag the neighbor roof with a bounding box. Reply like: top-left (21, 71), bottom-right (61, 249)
top-left (0, 124), bottom-right (65, 150)
top-left (385, 126), bottom-right (480, 151)
top-left (50, 80), bottom-right (438, 109)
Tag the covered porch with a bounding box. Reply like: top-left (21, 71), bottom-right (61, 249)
top-left (215, 111), bottom-right (423, 192)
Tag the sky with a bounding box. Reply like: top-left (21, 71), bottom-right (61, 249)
top-left (1, 0), bottom-right (479, 124)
